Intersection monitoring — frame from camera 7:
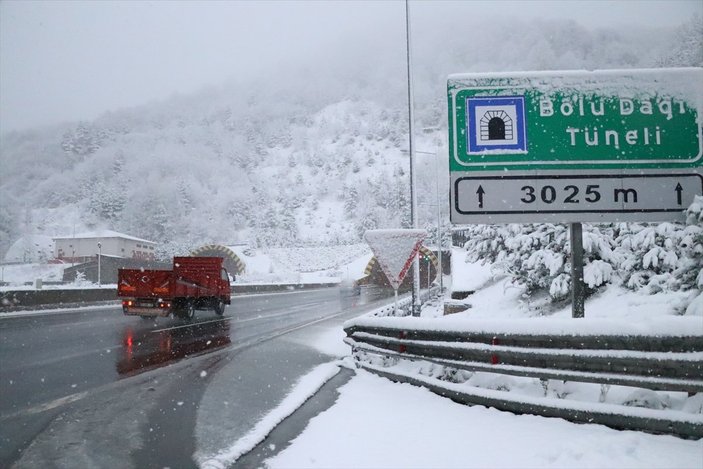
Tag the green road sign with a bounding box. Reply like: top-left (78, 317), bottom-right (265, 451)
top-left (448, 68), bottom-right (703, 223)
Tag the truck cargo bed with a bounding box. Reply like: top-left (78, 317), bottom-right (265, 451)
top-left (118, 269), bottom-right (172, 298)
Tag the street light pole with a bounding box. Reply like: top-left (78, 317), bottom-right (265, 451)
top-left (405, 0), bottom-right (421, 316)
top-left (402, 148), bottom-right (445, 296)
top-left (97, 242), bottom-right (102, 286)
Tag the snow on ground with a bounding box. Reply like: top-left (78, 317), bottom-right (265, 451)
top-left (309, 325), bottom-right (351, 358)
top-left (263, 279), bottom-right (701, 469)
top-left (264, 369), bottom-right (702, 469)
top-left (204, 247), bottom-right (703, 468)
top-left (226, 244), bottom-right (372, 284)
top-left (369, 282), bottom-right (703, 337)
top-left (0, 263), bottom-right (66, 287)
top-left (460, 278), bottom-right (698, 321)
top-left (6, 247), bottom-right (702, 467)
top-left (191, 283), bottom-right (702, 468)
top-left (450, 247), bottom-right (495, 292)
top-left (444, 246), bottom-right (699, 323)
top-left (2, 235), bottom-right (55, 263)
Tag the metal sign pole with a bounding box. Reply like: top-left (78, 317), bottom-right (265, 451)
top-left (570, 222), bottom-right (585, 318)
top-left (427, 259), bottom-right (430, 290)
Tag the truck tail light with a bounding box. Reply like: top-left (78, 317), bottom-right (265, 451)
top-left (122, 300), bottom-right (134, 307)
top-left (158, 301), bottom-right (171, 309)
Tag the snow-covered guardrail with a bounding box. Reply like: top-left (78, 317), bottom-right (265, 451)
top-left (372, 287), bottom-right (442, 317)
top-left (343, 318), bottom-right (703, 439)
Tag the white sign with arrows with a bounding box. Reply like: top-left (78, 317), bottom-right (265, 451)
top-left (454, 173), bottom-right (703, 223)
top-left (364, 229), bottom-right (427, 290)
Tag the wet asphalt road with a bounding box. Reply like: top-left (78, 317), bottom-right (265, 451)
top-left (0, 286), bottom-right (392, 468)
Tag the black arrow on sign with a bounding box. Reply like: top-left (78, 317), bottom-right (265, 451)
top-left (675, 183), bottom-right (683, 205)
top-left (476, 185), bottom-right (485, 208)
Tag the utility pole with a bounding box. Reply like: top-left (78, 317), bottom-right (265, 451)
top-left (405, 0), bottom-right (420, 316)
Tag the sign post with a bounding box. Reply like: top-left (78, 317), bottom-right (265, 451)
top-left (570, 222), bottom-right (585, 318)
top-left (448, 68), bottom-right (703, 317)
top-left (364, 229), bottom-right (427, 315)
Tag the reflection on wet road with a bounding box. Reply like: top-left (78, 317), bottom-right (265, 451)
top-left (117, 319), bottom-right (232, 375)
top-left (115, 285), bottom-right (382, 376)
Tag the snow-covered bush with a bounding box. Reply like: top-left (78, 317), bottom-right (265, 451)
top-left (464, 223), bottom-right (613, 300)
top-left (682, 196), bottom-right (703, 315)
top-left (463, 197), bottom-right (703, 307)
top-left (611, 202), bottom-right (703, 297)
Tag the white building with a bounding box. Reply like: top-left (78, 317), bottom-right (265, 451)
top-left (54, 230), bottom-right (156, 263)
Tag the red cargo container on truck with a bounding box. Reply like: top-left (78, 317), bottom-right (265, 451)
top-left (117, 257), bottom-right (231, 319)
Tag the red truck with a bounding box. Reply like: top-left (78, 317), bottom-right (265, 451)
top-left (118, 257), bottom-right (231, 319)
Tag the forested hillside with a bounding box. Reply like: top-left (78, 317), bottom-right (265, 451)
top-left (1, 16), bottom-right (701, 258)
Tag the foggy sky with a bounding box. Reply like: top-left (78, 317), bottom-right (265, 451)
top-left (1, 0), bottom-right (701, 134)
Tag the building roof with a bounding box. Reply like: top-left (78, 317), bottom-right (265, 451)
top-left (53, 230), bottom-right (155, 244)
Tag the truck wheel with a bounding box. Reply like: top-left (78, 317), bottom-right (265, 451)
top-left (184, 303), bottom-right (195, 320)
top-left (214, 300), bottom-right (226, 316)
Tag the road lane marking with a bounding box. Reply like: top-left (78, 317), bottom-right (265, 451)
top-left (0, 391), bottom-right (89, 421)
top-left (150, 317), bottom-right (233, 333)
top-left (149, 298), bottom-right (340, 333)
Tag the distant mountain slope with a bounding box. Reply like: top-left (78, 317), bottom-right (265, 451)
top-left (1, 16), bottom-right (699, 257)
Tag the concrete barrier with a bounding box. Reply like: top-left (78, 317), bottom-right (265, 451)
top-left (1, 288), bottom-right (117, 310)
top-left (231, 282), bottom-right (339, 294)
top-left (0, 282), bottom-right (340, 312)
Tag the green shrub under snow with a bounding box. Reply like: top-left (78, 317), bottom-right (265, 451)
top-left (462, 196), bottom-right (703, 310)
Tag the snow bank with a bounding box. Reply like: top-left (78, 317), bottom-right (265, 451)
top-left (265, 370), bottom-right (703, 469)
top-left (228, 244), bottom-right (371, 284)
